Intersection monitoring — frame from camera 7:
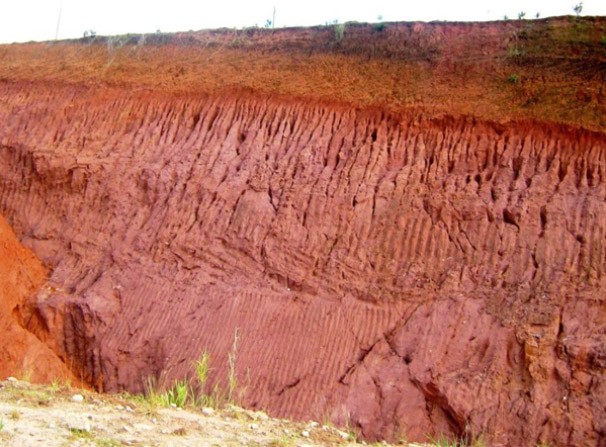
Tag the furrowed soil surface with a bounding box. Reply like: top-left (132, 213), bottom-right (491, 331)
top-left (1, 16), bottom-right (606, 447)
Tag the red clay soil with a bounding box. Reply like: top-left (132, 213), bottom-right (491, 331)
top-left (1, 16), bottom-right (606, 447)
top-left (0, 215), bottom-right (75, 383)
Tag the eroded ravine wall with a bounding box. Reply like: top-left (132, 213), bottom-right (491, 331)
top-left (1, 81), bottom-right (605, 445)
top-left (0, 213), bottom-right (77, 383)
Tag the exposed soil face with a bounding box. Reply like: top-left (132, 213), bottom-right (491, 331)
top-left (1, 17), bottom-right (606, 447)
top-left (0, 215), bottom-right (75, 383)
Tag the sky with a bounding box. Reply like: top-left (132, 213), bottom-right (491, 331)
top-left (0, 0), bottom-right (604, 44)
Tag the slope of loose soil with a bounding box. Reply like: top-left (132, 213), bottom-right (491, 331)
top-left (0, 379), bottom-right (387, 447)
top-left (0, 216), bottom-right (75, 383)
top-left (1, 16), bottom-right (606, 447)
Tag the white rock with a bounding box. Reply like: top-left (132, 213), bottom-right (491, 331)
top-left (202, 407), bottom-right (215, 416)
top-left (133, 423), bottom-right (154, 431)
top-left (249, 423), bottom-right (259, 430)
top-left (7, 377), bottom-right (17, 383)
top-left (301, 430), bottom-right (310, 438)
top-left (336, 430), bottom-right (350, 440)
top-left (67, 419), bottom-right (91, 432)
top-left (255, 411), bottom-right (269, 421)
top-left (71, 394), bottom-right (84, 403)
top-left (308, 421), bottom-right (319, 428)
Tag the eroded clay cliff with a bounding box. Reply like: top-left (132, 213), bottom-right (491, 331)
top-left (1, 17), bottom-right (605, 446)
top-left (0, 214), bottom-right (76, 383)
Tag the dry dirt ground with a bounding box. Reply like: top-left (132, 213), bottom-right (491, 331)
top-left (0, 379), bottom-right (430, 447)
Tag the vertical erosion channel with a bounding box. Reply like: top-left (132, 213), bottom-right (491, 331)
top-left (1, 82), bottom-right (606, 446)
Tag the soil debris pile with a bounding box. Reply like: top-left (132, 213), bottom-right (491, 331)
top-left (0, 215), bottom-right (74, 383)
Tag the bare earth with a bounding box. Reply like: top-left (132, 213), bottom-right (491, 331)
top-left (0, 379), bottom-right (427, 447)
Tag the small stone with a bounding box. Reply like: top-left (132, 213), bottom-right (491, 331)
top-left (202, 407), bottom-right (215, 416)
top-left (254, 411), bottom-right (269, 421)
top-left (71, 394), bottom-right (84, 403)
top-left (121, 425), bottom-right (132, 433)
top-left (308, 421), bottom-right (319, 428)
top-left (67, 418), bottom-right (91, 432)
top-left (301, 430), bottom-right (310, 438)
top-left (336, 430), bottom-right (350, 440)
top-left (133, 423), bottom-right (154, 431)
top-left (249, 423), bottom-right (259, 430)
top-left (7, 377), bottom-right (17, 383)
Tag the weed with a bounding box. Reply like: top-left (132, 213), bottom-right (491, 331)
top-left (428, 434), bottom-right (464, 447)
top-left (50, 379), bottom-right (61, 392)
top-left (518, 11), bottom-right (526, 20)
top-left (600, 35), bottom-right (606, 47)
top-left (144, 332), bottom-right (242, 410)
top-left (69, 428), bottom-right (93, 439)
top-left (210, 382), bottom-right (226, 408)
top-left (374, 22), bottom-right (386, 32)
top-left (193, 351), bottom-right (216, 407)
top-left (471, 434), bottom-right (488, 447)
top-left (374, 16), bottom-right (386, 32)
top-left (343, 418), bottom-right (360, 443)
top-left (508, 46), bottom-right (523, 58)
top-left (227, 329), bottom-right (240, 405)
top-left (18, 368), bottom-right (33, 382)
top-left (94, 438), bottom-right (125, 447)
top-left (573, 2), bottom-right (583, 16)
top-left (161, 380), bottom-right (191, 408)
top-left (346, 428), bottom-right (359, 443)
top-left (0, 417), bottom-right (4, 431)
top-left (144, 376), bottom-right (163, 408)
top-left (8, 410), bottom-right (20, 420)
top-left (145, 376), bottom-right (186, 408)
top-left (507, 73), bottom-right (520, 84)
top-left (50, 377), bottom-right (71, 392)
top-left (334, 23), bottom-right (345, 41)
top-left (194, 352), bottom-right (211, 391)
top-left (269, 435), bottom-right (295, 447)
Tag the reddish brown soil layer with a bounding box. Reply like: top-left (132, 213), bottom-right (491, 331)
top-left (1, 17), bottom-right (605, 131)
top-left (0, 215), bottom-right (75, 383)
top-left (1, 17), bottom-right (606, 447)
